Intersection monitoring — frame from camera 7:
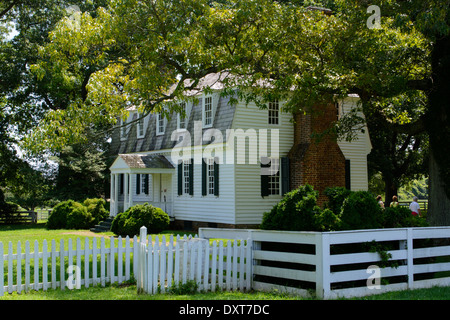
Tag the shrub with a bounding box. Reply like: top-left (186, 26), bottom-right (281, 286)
top-left (381, 205), bottom-right (428, 228)
top-left (66, 202), bottom-right (94, 229)
top-left (260, 184), bottom-right (322, 231)
top-left (47, 200), bottom-right (94, 230)
top-left (315, 208), bottom-right (342, 231)
top-left (324, 187), bottom-right (352, 215)
top-left (47, 200), bottom-right (75, 229)
top-left (83, 198), bottom-right (109, 224)
top-left (340, 191), bottom-right (383, 230)
top-left (111, 203), bottom-right (170, 237)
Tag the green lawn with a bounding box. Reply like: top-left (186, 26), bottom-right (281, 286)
top-left (1, 222), bottom-right (450, 300)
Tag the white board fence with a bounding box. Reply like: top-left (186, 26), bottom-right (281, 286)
top-left (136, 226), bottom-right (252, 294)
top-left (0, 236), bottom-right (137, 296)
top-left (199, 226), bottom-right (450, 299)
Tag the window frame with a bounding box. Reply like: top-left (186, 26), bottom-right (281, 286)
top-left (202, 95), bottom-right (213, 128)
top-left (268, 100), bottom-right (280, 125)
top-left (156, 112), bottom-right (165, 135)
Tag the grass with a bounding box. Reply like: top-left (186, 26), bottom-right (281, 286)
top-left (1, 222), bottom-right (450, 300)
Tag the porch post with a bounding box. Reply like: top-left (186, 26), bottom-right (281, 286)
top-left (129, 173), bottom-right (134, 208)
top-left (110, 174), bottom-right (115, 216)
top-left (124, 173), bottom-right (129, 211)
top-left (114, 173), bottom-right (119, 216)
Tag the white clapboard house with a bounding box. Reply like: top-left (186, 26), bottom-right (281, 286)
top-left (109, 73), bottom-right (372, 230)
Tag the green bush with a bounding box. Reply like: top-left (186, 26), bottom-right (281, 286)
top-left (83, 198), bottom-right (109, 224)
top-left (340, 191), bottom-right (383, 230)
top-left (381, 205), bottom-right (428, 228)
top-left (111, 203), bottom-right (170, 237)
top-left (324, 187), bottom-right (352, 215)
top-left (261, 184), bottom-right (322, 231)
top-left (47, 200), bottom-right (75, 229)
top-left (47, 200), bottom-right (95, 230)
top-left (66, 202), bottom-right (93, 229)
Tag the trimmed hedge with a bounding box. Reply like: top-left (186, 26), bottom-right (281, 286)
top-left (261, 185), bottom-right (427, 232)
top-left (111, 203), bottom-right (170, 237)
top-left (46, 198), bottom-right (109, 230)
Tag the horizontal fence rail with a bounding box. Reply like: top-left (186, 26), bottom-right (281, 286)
top-left (199, 226), bottom-right (450, 299)
top-left (1, 236), bottom-right (137, 296)
top-left (136, 227), bottom-right (252, 294)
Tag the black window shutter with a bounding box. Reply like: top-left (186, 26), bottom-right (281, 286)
top-left (281, 157), bottom-right (290, 195)
top-left (345, 159), bottom-right (351, 190)
top-left (136, 174), bottom-right (141, 195)
top-left (189, 158), bottom-right (194, 196)
top-left (260, 157), bottom-right (270, 197)
top-left (202, 158), bottom-right (207, 196)
top-left (177, 162), bottom-right (183, 195)
top-left (214, 157), bottom-right (219, 196)
top-left (144, 174), bottom-right (149, 195)
top-left (120, 174), bottom-right (124, 195)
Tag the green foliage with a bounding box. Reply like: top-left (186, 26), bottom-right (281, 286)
top-left (260, 185), bottom-right (321, 231)
top-left (340, 191), bottom-right (383, 230)
top-left (83, 198), bottom-right (109, 224)
top-left (111, 203), bottom-right (170, 237)
top-left (323, 187), bottom-right (352, 215)
top-left (262, 185), bottom-right (427, 232)
top-left (46, 198), bottom-right (108, 229)
top-left (47, 200), bottom-right (77, 229)
top-left (66, 202), bottom-right (93, 229)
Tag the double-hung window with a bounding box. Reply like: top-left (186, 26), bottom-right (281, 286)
top-left (268, 100), bottom-right (279, 125)
top-left (177, 102), bottom-right (187, 130)
top-left (156, 112), bottom-right (165, 135)
top-left (137, 113), bottom-right (146, 138)
top-left (261, 157), bottom-right (289, 197)
top-left (202, 157), bottom-right (219, 196)
top-left (178, 159), bottom-right (194, 196)
top-left (203, 96), bottom-right (213, 128)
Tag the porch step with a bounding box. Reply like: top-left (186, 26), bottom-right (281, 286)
top-left (90, 217), bottom-right (114, 233)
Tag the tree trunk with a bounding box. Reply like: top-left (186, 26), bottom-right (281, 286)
top-left (426, 34), bottom-right (450, 226)
top-left (428, 152), bottom-right (450, 226)
top-left (384, 177), bottom-right (398, 208)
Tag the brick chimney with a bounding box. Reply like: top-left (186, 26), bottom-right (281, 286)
top-left (288, 102), bottom-right (346, 205)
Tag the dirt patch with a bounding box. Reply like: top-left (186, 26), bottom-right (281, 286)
top-left (61, 231), bottom-right (113, 238)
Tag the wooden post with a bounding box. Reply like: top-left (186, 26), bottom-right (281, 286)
top-left (315, 233), bottom-right (330, 299)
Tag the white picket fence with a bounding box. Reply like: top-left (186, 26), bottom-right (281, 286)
top-left (0, 236), bottom-right (138, 296)
top-left (135, 226), bottom-right (252, 294)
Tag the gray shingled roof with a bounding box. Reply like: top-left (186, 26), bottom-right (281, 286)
top-left (118, 154), bottom-right (174, 169)
top-left (109, 91), bottom-right (237, 156)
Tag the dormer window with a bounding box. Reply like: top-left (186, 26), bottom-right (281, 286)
top-left (156, 112), bottom-right (165, 135)
top-left (268, 100), bottom-right (279, 125)
top-left (120, 117), bottom-right (129, 141)
top-left (203, 96), bottom-right (213, 128)
top-left (177, 102), bottom-right (187, 130)
top-left (137, 113), bottom-right (146, 138)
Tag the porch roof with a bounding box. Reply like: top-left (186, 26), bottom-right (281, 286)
top-left (110, 154), bottom-right (174, 172)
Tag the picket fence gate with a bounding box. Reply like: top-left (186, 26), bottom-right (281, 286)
top-left (0, 236), bottom-right (137, 296)
top-left (136, 226), bottom-right (252, 294)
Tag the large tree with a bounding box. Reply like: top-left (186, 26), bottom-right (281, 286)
top-left (24, 0), bottom-right (450, 225)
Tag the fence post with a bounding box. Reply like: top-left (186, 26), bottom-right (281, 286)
top-left (406, 228), bottom-right (414, 289)
top-left (315, 233), bottom-right (330, 299)
top-left (137, 226), bottom-right (147, 294)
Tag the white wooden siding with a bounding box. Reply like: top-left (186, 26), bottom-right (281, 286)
top-left (337, 97), bottom-right (372, 191)
top-left (231, 101), bottom-right (294, 225)
top-left (173, 160), bottom-right (236, 224)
